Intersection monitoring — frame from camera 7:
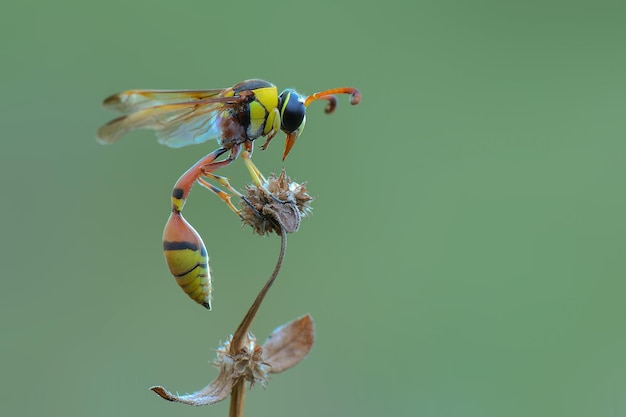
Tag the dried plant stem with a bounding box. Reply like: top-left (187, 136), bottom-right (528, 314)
top-left (230, 225), bottom-right (287, 350)
top-left (228, 224), bottom-right (287, 417)
top-left (229, 382), bottom-right (246, 417)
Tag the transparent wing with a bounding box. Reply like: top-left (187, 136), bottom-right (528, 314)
top-left (97, 95), bottom-right (242, 148)
top-left (155, 104), bottom-right (222, 148)
top-left (102, 89), bottom-right (226, 114)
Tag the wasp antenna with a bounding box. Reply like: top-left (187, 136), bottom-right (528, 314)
top-left (322, 95), bottom-right (338, 114)
top-left (304, 87), bottom-right (361, 113)
top-left (348, 89), bottom-right (361, 105)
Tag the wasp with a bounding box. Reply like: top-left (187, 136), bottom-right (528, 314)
top-left (98, 79), bottom-right (361, 309)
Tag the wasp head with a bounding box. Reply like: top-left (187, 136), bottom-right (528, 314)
top-left (277, 89), bottom-right (307, 160)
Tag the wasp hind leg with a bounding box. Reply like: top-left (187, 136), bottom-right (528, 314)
top-left (196, 173), bottom-right (245, 217)
top-left (197, 143), bottom-right (269, 216)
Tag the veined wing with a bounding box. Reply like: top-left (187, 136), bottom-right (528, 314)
top-left (102, 89), bottom-right (226, 114)
top-left (97, 96), bottom-right (242, 148)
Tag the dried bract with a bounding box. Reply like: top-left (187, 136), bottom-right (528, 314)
top-left (262, 314), bottom-right (315, 373)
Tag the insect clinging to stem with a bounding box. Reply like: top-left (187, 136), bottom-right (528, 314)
top-left (98, 79), bottom-right (361, 309)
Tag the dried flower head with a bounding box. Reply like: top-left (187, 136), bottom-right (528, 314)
top-left (213, 333), bottom-right (270, 388)
top-left (240, 169), bottom-right (313, 235)
top-left (151, 314), bottom-right (315, 407)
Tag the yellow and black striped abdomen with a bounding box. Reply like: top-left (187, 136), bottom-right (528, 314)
top-left (162, 212), bottom-right (212, 309)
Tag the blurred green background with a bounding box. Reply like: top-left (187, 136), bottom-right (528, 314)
top-left (2, 0), bottom-right (625, 416)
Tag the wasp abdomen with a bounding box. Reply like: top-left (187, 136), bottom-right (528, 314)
top-left (162, 212), bottom-right (212, 309)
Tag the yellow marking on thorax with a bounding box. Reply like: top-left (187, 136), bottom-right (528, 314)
top-left (250, 86), bottom-right (278, 136)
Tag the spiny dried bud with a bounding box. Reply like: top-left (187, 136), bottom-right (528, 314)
top-left (240, 169), bottom-right (313, 236)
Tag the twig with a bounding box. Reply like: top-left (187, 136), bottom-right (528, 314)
top-left (230, 224), bottom-right (287, 350)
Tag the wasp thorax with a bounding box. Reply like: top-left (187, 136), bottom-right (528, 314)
top-left (278, 89), bottom-right (306, 133)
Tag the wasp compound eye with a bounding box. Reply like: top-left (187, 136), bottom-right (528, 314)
top-left (278, 89), bottom-right (306, 133)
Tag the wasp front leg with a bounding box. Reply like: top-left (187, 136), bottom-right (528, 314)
top-left (259, 107), bottom-right (280, 151)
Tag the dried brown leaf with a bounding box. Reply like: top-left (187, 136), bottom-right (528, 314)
top-left (262, 314), bottom-right (315, 373)
top-left (263, 203), bottom-right (301, 233)
top-left (150, 363), bottom-right (233, 406)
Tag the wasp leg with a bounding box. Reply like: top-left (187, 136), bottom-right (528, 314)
top-left (259, 108), bottom-right (281, 150)
top-left (196, 174), bottom-right (244, 217)
top-left (186, 141), bottom-right (273, 217)
top-left (242, 143), bottom-right (266, 186)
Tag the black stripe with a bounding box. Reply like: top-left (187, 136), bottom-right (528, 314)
top-left (215, 147), bottom-right (228, 158)
top-left (237, 103), bottom-right (250, 131)
top-left (233, 79), bottom-right (273, 93)
top-left (163, 240), bottom-right (198, 251)
top-left (172, 188), bottom-right (184, 199)
top-left (175, 262), bottom-right (201, 278)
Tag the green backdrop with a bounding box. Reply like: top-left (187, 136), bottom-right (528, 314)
top-left (2, 1), bottom-right (625, 416)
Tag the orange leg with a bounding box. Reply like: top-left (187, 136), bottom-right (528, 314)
top-left (195, 147), bottom-right (268, 217)
top-left (197, 173), bottom-right (243, 217)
